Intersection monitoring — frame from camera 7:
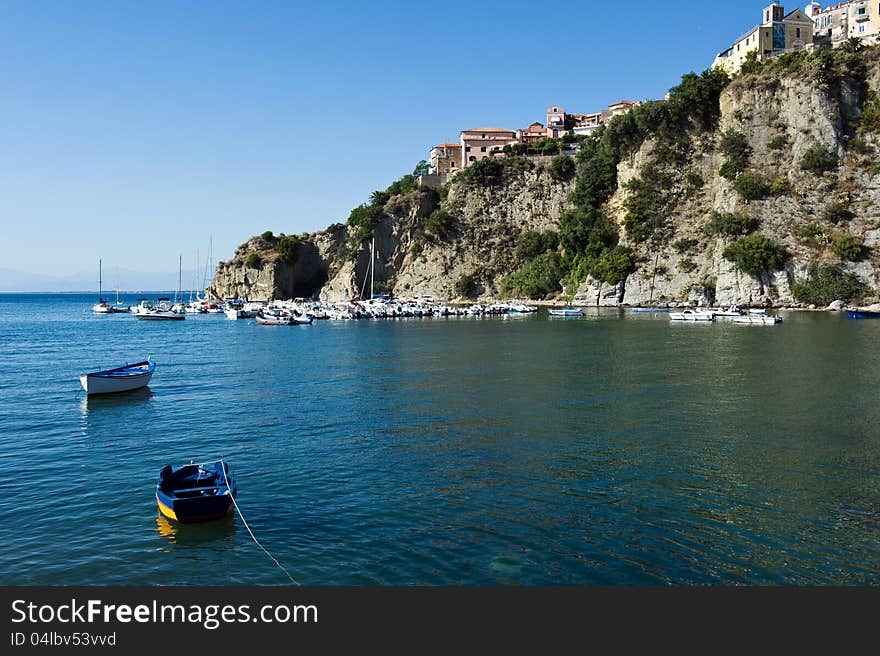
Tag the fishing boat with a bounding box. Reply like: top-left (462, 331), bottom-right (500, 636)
top-left (845, 307), bottom-right (880, 319)
top-left (549, 306), bottom-right (583, 317)
top-left (669, 309), bottom-right (714, 322)
top-left (631, 307), bottom-right (670, 313)
top-left (79, 357), bottom-right (156, 395)
top-left (155, 460), bottom-right (236, 523)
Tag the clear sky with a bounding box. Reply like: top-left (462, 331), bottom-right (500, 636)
top-left (0, 0), bottom-right (767, 281)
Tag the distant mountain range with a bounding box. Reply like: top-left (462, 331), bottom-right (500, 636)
top-left (0, 267), bottom-right (205, 293)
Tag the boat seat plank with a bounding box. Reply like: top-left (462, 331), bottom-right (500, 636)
top-left (169, 485), bottom-right (224, 494)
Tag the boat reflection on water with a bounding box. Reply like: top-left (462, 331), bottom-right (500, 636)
top-left (155, 513), bottom-right (236, 547)
top-left (80, 386), bottom-right (155, 414)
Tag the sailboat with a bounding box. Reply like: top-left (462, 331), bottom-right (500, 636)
top-left (170, 255), bottom-right (187, 314)
top-left (359, 236), bottom-right (379, 301)
top-left (91, 260), bottom-right (112, 313)
top-left (112, 267), bottom-right (129, 312)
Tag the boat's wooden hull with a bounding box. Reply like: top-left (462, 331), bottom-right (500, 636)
top-left (80, 371), bottom-right (153, 394)
top-left (846, 310), bottom-right (880, 319)
top-left (156, 491), bottom-right (233, 523)
top-left (733, 316), bottom-right (782, 324)
top-left (136, 312), bottom-right (185, 320)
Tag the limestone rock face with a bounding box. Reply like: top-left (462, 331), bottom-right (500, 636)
top-left (215, 54), bottom-right (880, 305)
top-left (573, 59), bottom-right (880, 307)
top-left (214, 168), bottom-right (573, 302)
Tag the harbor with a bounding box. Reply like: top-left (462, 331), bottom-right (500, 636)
top-left (2, 291), bottom-right (879, 585)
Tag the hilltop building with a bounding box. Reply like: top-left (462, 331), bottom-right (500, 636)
top-left (422, 101), bottom-right (644, 186)
top-left (713, 3), bottom-right (815, 74)
top-left (429, 143), bottom-right (461, 177)
top-left (459, 128), bottom-right (518, 167)
top-left (809, 1), bottom-right (880, 47)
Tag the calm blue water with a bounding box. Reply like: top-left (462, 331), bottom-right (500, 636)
top-left (0, 293), bottom-right (878, 585)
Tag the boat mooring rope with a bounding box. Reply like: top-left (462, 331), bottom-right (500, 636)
top-left (220, 462), bottom-right (300, 586)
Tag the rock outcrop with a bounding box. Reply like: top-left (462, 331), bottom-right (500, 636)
top-left (214, 49), bottom-right (880, 306)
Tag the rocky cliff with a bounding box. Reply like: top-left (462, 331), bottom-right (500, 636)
top-left (214, 165), bottom-right (573, 301)
top-left (214, 46), bottom-right (880, 307)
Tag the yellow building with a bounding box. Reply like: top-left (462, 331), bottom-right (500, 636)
top-left (713, 4), bottom-right (815, 74)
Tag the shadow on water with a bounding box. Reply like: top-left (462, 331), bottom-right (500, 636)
top-left (155, 514), bottom-right (237, 547)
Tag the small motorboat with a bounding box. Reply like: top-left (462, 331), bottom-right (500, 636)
top-left (156, 460), bottom-right (236, 523)
top-left (733, 314), bottom-right (782, 324)
top-left (79, 357), bottom-right (156, 395)
top-left (549, 306), bottom-right (583, 317)
top-left (669, 309), bottom-right (714, 322)
top-left (845, 306), bottom-right (880, 319)
top-left (631, 307), bottom-right (670, 313)
top-left (136, 298), bottom-right (186, 321)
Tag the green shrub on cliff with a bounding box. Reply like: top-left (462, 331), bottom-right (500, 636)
top-left (516, 230), bottom-right (559, 261)
top-left (260, 230), bottom-right (275, 241)
top-left (549, 155), bottom-right (576, 182)
top-left (732, 171), bottom-right (770, 200)
top-left (704, 211), bottom-right (757, 237)
top-left (831, 233), bottom-right (864, 261)
top-left (722, 233), bottom-right (788, 275)
top-left (622, 170), bottom-right (673, 243)
top-left (592, 246), bottom-right (636, 285)
top-left (501, 252), bottom-right (563, 299)
top-left (423, 209), bottom-right (453, 242)
top-left (768, 135), bottom-right (788, 151)
top-left (347, 203), bottom-right (385, 241)
top-left (246, 253), bottom-right (262, 269)
top-left (791, 264), bottom-right (868, 305)
top-left (718, 129), bottom-right (751, 177)
top-left (800, 145), bottom-right (836, 175)
top-left (276, 235), bottom-right (300, 264)
top-left (820, 201), bottom-right (852, 224)
top-left (462, 158), bottom-right (505, 186)
top-left (673, 237), bottom-right (699, 254)
top-left (454, 274), bottom-right (478, 299)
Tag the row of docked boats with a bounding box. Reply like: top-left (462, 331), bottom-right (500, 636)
top-left (669, 306), bottom-right (782, 324)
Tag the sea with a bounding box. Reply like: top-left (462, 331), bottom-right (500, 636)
top-left (0, 292), bottom-right (878, 585)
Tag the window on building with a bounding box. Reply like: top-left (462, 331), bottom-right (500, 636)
top-left (796, 27), bottom-right (801, 38)
top-left (468, 156), bottom-right (476, 162)
top-left (858, 6), bottom-right (866, 15)
top-left (480, 146), bottom-right (486, 152)
top-left (860, 24), bottom-right (866, 32)
top-left (465, 146), bottom-right (471, 152)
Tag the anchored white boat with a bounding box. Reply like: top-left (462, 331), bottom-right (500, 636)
top-left (669, 309), bottom-right (714, 322)
top-left (79, 357), bottom-right (156, 395)
top-left (91, 260), bottom-right (113, 314)
top-left (549, 306), bottom-right (583, 317)
top-left (709, 305), bottom-right (742, 317)
top-left (733, 314), bottom-right (782, 324)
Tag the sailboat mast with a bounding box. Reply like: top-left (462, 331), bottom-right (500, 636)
top-left (98, 259), bottom-right (103, 301)
top-left (176, 254), bottom-right (182, 304)
top-left (370, 237), bottom-right (375, 299)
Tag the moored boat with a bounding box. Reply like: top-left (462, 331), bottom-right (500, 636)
top-left (669, 309), bottom-right (714, 322)
top-left (733, 314), bottom-right (782, 324)
top-left (845, 307), bottom-right (880, 319)
top-left (549, 306), bottom-right (583, 317)
top-left (79, 357), bottom-right (156, 395)
top-left (155, 460), bottom-right (236, 523)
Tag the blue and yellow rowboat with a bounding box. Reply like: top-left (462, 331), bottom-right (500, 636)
top-left (156, 460), bottom-right (236, 523)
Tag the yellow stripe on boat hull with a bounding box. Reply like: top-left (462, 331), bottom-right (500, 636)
top-left (156, 495), bottom-right (178, 521)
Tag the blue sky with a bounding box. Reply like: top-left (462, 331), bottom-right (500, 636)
top-left (0, 0), bottom-right (767, 282)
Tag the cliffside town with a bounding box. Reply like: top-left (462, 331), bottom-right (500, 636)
top-left (214, 22), bottom-right (880, 309)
